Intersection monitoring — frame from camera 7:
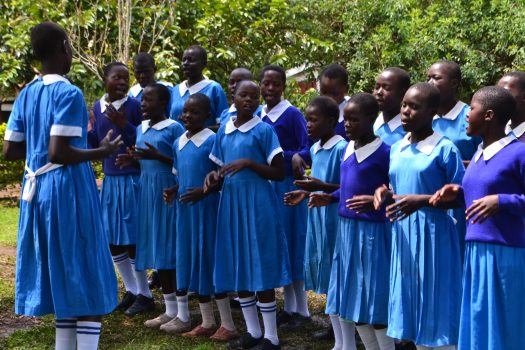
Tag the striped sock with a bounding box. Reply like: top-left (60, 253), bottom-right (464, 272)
top-left (76, 321), bottom-right (101, 350)
top-left (239, 296), bottom-right (262, 339)
top-left (113, 252), bottom-right (137, 295)
top-left (259, 301), bottom-right (279, 345)
top-left (55, 318), bottom-right (76, 350)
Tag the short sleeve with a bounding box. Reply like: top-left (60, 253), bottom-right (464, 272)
top-left (209, 127), bottom-right (225, 167)
top-left (442, 142), bottom-right (465, 185)
top-left (262, 124), bottom-right (284, 165)
top-left (50, 87), bottom-right (86, 137)
top-left (5, 95), bottom-right (25, 142)
top-left (172, 141), bottom-right (179, 176)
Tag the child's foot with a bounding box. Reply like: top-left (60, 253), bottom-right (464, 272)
top-left (160, 317), bottom-right (191, 334)
top-left (116, 291), bottom-right (136, 311)
top-left (276, 310), bottom-right (293, 327)
top-left (280, 313), bottom-right (311, 331)
top-left (144, 313), bottom-right (173, 328)
top-left (210, 326), bottom-right (240, 342)
top-left (124, 294), bottom-right (155, 316)
top-left (228, 332), bottom-right (262, 349)
top-left (182, 324), bottom-right (217, 337)
top-left (247, 338), bottom-right (281, 350)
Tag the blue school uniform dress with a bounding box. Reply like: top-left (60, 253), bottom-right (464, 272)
top-left (459, 136), bottom-right (525, 350)
top-left (210, 116), bottom-right (292, 292)
top-left (304, 135), bottom-right (347, 294)
top-left (325, 138), bottom-right (392, 325)
top-left (173, 128), bottom-right (219, 296)
top-left (262, 100), bottom-right (309, 282)
top-left (373, 113), bottom-right (405, 146)
top-left (506, 120), bottom-right (525, 143)
top-left (387, 133), bottom-right (464, 347)
top-left (129, 81), bottom-right (173, 116)
top-left (135, 119), bottom-right (184, 270)
top-left (335, 96), bottom-right (351, 140)
top-left (170, 79), bottom-right (228, 126)
top-left (88, 95), bottom-right (142, 245)
top-left (5, 75), bottom-right (117, 318)
top-left (219, 103), bottom-right (263, 125)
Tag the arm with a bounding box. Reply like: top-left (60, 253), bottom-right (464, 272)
top-left (221, 153), bottom-right (285, 181)
top-left (294, 176), bottom-right (340, 192)
top-left (133, 142), bottom-right (173, 165)
top-left (49, 130), bottom-right (123, 164)
top-left (3, 141), bottom-right (26, 161)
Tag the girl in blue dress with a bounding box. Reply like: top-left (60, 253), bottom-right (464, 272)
top-left (116, 84), bottom-right (185, 332)
top-left (374, 83), bottom-right (464, 350)
top-left (163, 94), bottom-right (238, 342)
top-left (204, 80), bottom-right (291, 350)
top-left (260, 64), bottom-right (311, 329)
top-left (310, 93), bottom-right (395, 350)
top-left (3, 22), bottom-right (121, 350)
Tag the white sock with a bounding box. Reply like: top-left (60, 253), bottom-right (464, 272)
top-left (374, 328), bottom-right (395, 350)
top-left (293, 280), bottom-right (310, 317)
top-left (199, 301), bottom-right (216, 328)
top-left (259, 301), bottom-right (279, 346)
top-left (176, 295), bottom-right (190, 322)
top-left (356, 324), bottom-right (380, 350)
top-left (330, 314), bottom-right (343, 350)
top-left (113, 252), bottom-right (137, 295)
top-left (215, 296), bottom-right (236, 331)
top-left (339, 317), bottom-right (357, 350)
top-left (131, 259), bottom-right (152, 298)
top-left (163, 292), bottom-right (178, 318)
top-left (76, 321), bottom-right (101, 350)
top-left (239, 296), bottom-right (262, 339)
top-left (283, 284), bottom-right (296, 314)
top-left (55, 319), bottom-right (76, 350)
top-left (416, 346), bottom-right (432, 350)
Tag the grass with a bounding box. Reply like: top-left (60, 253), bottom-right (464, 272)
top-left (0, 206), bottom-right (18, 247)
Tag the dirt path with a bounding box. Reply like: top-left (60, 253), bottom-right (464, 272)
top-left (0, 246), bottom-right (15, 256)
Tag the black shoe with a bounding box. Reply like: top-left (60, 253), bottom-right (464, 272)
top-left (148, 270), bottom-right (161, 290)
top-left (228, 332), bottom-right (262, 349)
top-left (396, 341), bottom-right (417, 350)
top-left (124, 294), bottom-right (155, 317)
top-left (230, 297), bottom-right (241, 309)
top-left (276, 310), bottom-right (293, 327)
top-left (280, 313), bottom-right (311, 331)
top-left (116, 291), bottom-right (136, 311)
top-left (248, 338), bottom-right (281, 350)
top-left (312, 324), bottom-right (334, 340)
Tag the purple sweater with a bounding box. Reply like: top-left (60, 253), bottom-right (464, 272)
top-left (463, 140), bottom-right (525, 247)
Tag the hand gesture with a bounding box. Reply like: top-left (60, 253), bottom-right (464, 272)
top-left (294, 176), bottom-right (324, 192)
top-left (163, 185), bottom-right (179, 205)
top-left (373, 184), bottom-right (393, 210)
top-left (429, 184), bottom-right (462, 207)
top-left (180, 187), bottom-right (206, 205)
top-left (133, 142), bottom-right (161, 160)
top-left (100, 129), bottom-right (123, 157)
top-left (386, 194), bottom-right (428, 221)
top-left (284, 190), bottom-right (309, 206)
top-left (292, 153), bottom-right (308, 180)
top-left (115, 146), bottom-right (134, 168)
top-left (308, 192), bottom-right (334, 208)
top-left (220, 159), bottom-right (252, 177)
top-left (88, 110), bottom-right (96, 132)
top-left (106, 104), bottom-right (127, 129)
top-left (466, 195), bottom-right (498, 224)
top-left (346, 195), bottom-right (374, 213)
top-left (204, 170), bottom-right (221, 193)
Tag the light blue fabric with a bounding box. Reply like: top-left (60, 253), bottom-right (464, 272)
top-left (375, 124), bottom-right (405, 146)
top-left (219, 104), bottom-right (262, 125)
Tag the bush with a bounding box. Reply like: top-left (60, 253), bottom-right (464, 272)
top-left (0, 123), bottom-right (24, 189)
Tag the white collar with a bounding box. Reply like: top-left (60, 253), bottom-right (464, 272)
top-left (99, 94), bottom-right (128, 113)
top-left (141, 119), bottom-right (176, 133)
top-left (225, 116), bottom-right (261, 134)
top-left (434, 101), bottom-right (467, 121)
top-left (506, 120), bottom-right (525, 138)
top-left (227, 104), bottom-right (237, 113)
top-left (373, 113), bottom-right (402, 132)
top-left (473, 134), bottom-right (516, 162)
top-left (179, 79), bottom-right (212, 96)
top-left (129, 83), bottom-right (143, 97)
top-left (262, 100), bottom-right (292, 123)
top-left (42, 74), bottom-right (70, 85)
top-left (338, 96), bottom-right (351, 123)
top-left (399, 132), bottom-right (443, 156)
top-left (312, 135), bottom-right (346, 154)
top-left (178, 128), bottom-right (214, 150)
top-left (344, 137), bottom-right (382, 162)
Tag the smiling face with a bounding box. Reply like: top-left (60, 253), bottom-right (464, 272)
top-left (181, 98), bottom-right (209, 133)
top-left (105, 65), bottom-right (130, 101)
top-left (373, 70), bottom-right (404, 113)
top-left (427, 63), bottom-right (458, 101)
top-left (400, 87), bottom-right (435, 133)
top-left (319, 76), bottom-right (347, 104)
top-left (233, 81), bottom-right (260, 118)
top-left (141, 86), bottom-right (165, 119)
top-left (343, 102), bottom-right (373, 141)
top-left (260, 70), bottom-right (285, 108)
top-left (182, 48), bottom-right (206, 80)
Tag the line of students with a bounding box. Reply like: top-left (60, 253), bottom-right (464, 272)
top-left (4, 21), bottom-right (525, 350)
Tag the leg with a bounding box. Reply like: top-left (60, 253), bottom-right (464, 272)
top-left (329, 314), bottom-right (343, 350)
top-left (128, 245), bottom-right (151, 299)
top-left (293, 280), bottom-right (310, 317)
top-left (339, 317), bottom-right (356, 350)
top-left (355, 324), bottom-right (379, 350)
top-left (256, 289), bottom-right (279, 346)
top-left (144, 269), bottom-right (176, 329)
top-left (110, 244), bottom-right (138, 298)
top-left (372, 325), bottom-right (395, 350)
top-left (55, 318), bottom-right (77, 350)
top-left (76, 316), bottom-right (102, 350)
top-left (210, 292), bottom-right (239, 341)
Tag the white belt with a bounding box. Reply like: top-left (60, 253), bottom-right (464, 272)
top-left (22, 162), bottom-right (63, 202)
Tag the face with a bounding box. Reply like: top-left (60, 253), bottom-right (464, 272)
top-left (426, 63), bottom-right (458, 98)
top-left (343, 102), bottom-right (372, 141)
top-left (305, 105), bottom-right (333, 140)
top-left (260, 70), bottom-right (285, 107)
top-left (228, 70), bottom-right (252, 100)
top-left (498, 75), bottom-right (525, 109)
top-left (105, 65), bottom-right (130, 100)
top-left (373, 71), bottom-right (404, 112)
top-left (233, 82), bottom-right (260, 116)
top-left (181, 98), bottom-right (208, 132)
top-left (133, 62), bottom-right (155, 88)
top-left (182, 48), bottom-right (206, 79)
top-left (400, 88), bottom-right (434, 132)
top-left (466, 96), bottom-right (487, 137)
top-left (319, 76), bottom-right (347, 104)
top-left (141, 87), bottom-right (164, 119)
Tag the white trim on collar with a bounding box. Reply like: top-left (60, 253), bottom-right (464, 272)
top-left (262, 100), bottom-right (292, 123)
top-left (474, 134), bottom-right (516, 162)
top-left (399, 132), bottom-right (444, 156)
top-left (344, 137), bottom-right (382, 162)
top-left (42, 74), bottom-right (70, 85)
top-left (141, 118), bottom-right (176, 133)
top-left (313, 135), bottom-right (346, 154)
top-left (338, 96), bottom-right (351, 123)
top-left (224, 116), bottom-right (261, 134)
top-left (434, 101), bottom-right (467, 121)
top-left (100, 94), bottom-right (128, 113)
top-left (373, 113), bottom-right (402, 132)
top-left (228, 104), bottom-right (237, 113)
top-left (178, 128), bottom-right (214, 150)
top-left (179, 79), bottom-right (212, 96)
top-left (129, 83), bottom-right (142, 97)
top-left (506, 120), bottom-right (525, 138)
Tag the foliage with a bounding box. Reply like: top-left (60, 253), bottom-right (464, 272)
top-left (0, 124), bottom-right (24, 189)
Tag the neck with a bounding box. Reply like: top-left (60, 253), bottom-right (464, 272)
top-left (41, 61), bottom-right (66, 76)
top-left (382, 108), bottom-right (399, 122)
top-left (482, 127), bottom-right (507, 148)
top-left (186, 126), bottom-right (205, 139)
top-left (354, 131), bottom-right (376, 149)
top-left (510, 110), bottom-right (525, 128)
top-left (320, 131), bottom-right (335, 145)
top-left (107, 94), bottom-right (123, 102)
top-left (437, 96), bottom-right (458, 116)
top-left (149, 114), bottom-right (166, 125)
top-left (234, 111), bottom-right (253, 126)
top-left (410, 125), bottom-right (434, 143)
top-left (187, 75), bottom-right (204, 87)
top-left (266, 99), bottom-right (280, 111)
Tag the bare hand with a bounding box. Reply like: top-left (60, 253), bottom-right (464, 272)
top-left (284, 190), bottom-right (309, 206)
top-left (373, 184), bottom-right (392, 210)
top-left (292, 153), bottom-right (308, 180)
top-left (346, 195), bottom-right (374, 213)
top-left (163, 185), bottom-right (179, 205)
top-left (204, 170), bottom-right (221, 193)
top-left (100, 129), bottom-right (123, 157)
top-left (115, 146), bottom-right (134, 168)
top-left (180, 187), bottom-right (206, 204)
top-left (220, 159), bottom-right (252, 177)
top-left (294, 176), bottom-right (324, 192)
top-left (308, 192), bottom-right (334, 208)
top-left (466, 195), bottom-right (498, 224)
top-left (386, 194), bottom-right (429, 221)
top-left (429, 184), bottom-right (462, 207)
top-left (133, 142), bottom-right (161, 160)
top-left (88, 110), bottom-right (96, 132)
top-left (106, 104), bottom-right (127, 129)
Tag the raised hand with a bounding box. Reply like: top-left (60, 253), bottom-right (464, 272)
top-left (291, 153), bottom-right (308, 180)
top-left (466, 195), bottom-right (499, 224)
top-left (106, 104), bottom-right (127, 129)
top-left (133, 142), bottom-right (161, 160)
top-left (429, 184), bottom-right (462, 207)
top-left (308, 192), bottom-right (334, 208)
top-left (294, 176), bottom-right (324, 192)
top-left (115, 146), bottom-right (134, 168)
top-left (346, 195), bottom-right (374, 213)
top-left (284, 190), bottom-right (309, 206)
top-left (100, 129), bottom-right (123, 156)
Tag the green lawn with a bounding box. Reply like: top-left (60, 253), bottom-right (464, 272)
top-left (0, 206), bottom-right (18, 247)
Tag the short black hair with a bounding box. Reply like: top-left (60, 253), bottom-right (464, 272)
top-left (103, 61), bottom-right (128, 78)
top-left (234, 80), bottom-right (260, 96)
top-left (501, 71), bottom-right (525, 91)
top-left (308, 96), bottom-right (339, 123)
top-left (410, 82), bottom-right (441, 111)
top-left (384, 67), bottom-right (411, 92)
top-left (133, 52), bottom-right (156, 67)
top-left (320, 63), bottom-right (349, 87)
top-left (30, 22), bottom-right (68, 61)
top-left (146, 83), bottom-right (171, 105)
top-left (473, 86), bottom-right (516, 126)
top-left (348, 93), bottom-right (379, 119)
top-left (186, 93), bottom-right (211, 115)
top-left (433, 60), bottom-right (461, 81)
top-left (231, 67), bottom-right (253, 80)
top-left (259, 65), bottom-right (287, 85)
top-left (186, 45), bottom-right (207, 63)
